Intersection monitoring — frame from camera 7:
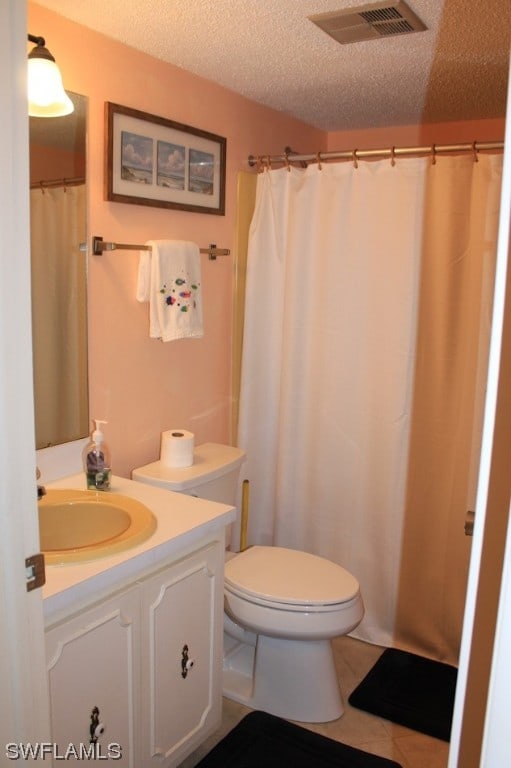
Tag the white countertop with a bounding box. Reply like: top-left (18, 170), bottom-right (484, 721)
top-left (42, 473), bottom-right (235, 624)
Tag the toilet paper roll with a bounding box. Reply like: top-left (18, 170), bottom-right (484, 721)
top-left (160, 429), bottom-right (195, 468)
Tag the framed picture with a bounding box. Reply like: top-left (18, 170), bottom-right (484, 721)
top-left (105, 102), bottom-right (226, 215)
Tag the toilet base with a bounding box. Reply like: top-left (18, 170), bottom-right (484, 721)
top-left (223, 630), bottom-right (344, 723)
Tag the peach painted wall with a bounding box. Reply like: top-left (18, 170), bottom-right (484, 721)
top-left (28, 3), bottom-right (505, 480)
top-left (327, 119), bottom-right (505, 152)
top-left (28, 2), bottom-right (324, 478)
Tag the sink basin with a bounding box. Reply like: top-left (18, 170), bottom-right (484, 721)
top-left (39, 489), bottom-right (157, 564)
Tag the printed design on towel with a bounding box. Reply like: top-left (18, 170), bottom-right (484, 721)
top-left (160, 274), bottom-right (200, 313)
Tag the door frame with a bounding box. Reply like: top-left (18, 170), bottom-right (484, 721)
top-left (0, 0), bottom-right (50, 749)
top-left (448, 55), bottom-right (511, 767)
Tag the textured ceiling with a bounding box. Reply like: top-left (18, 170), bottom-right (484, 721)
top-left (33, 0), bottom-right (510, 131)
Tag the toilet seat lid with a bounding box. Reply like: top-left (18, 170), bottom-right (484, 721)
top-left (224, 546), bottom-right (360, 607)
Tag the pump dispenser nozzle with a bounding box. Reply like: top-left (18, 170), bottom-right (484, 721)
top-left (92, 419), bottom-right (107, 444)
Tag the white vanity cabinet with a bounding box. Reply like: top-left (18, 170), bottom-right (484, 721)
top-left (45, 585), bottom-right (140, 765)
top-left (140, 542), bottom-right (222, 765)
top-left (45, 539), bottom-right (224, 767)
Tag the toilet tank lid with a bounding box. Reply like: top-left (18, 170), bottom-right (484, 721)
top-left (132, 442), bottom-right (246, 491)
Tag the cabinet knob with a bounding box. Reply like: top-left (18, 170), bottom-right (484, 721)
top-left (181, 644), bottom-right (195, 678)
top-left (89, 706), bottom-right (105, 744)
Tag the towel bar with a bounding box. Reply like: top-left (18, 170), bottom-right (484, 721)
top-left (92, 235), bottom-right (230, 261)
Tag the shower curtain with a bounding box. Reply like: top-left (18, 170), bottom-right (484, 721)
top-left (30, 184), bottom-right (88, 448)
top-left (237, 154), bottom-right (502, 662)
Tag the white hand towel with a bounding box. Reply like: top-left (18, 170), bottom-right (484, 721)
top-left (138, 240), bottom-right (204, 342)
top-left (136, 249), bottom-right (151, 302)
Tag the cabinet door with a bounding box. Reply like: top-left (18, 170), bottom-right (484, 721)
top-left (45, 587), bottom-right (140, 766)
top-left (141, 543), bottom-right (223, 766)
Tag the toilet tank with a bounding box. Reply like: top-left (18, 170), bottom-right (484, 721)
top-left (132, 442), bottom-right (245, 505)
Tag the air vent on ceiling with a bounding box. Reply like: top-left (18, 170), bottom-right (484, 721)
top-left (309, 1), bottom-right (427, 44)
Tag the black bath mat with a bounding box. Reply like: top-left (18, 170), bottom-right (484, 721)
top-left (195, 710), bottom-right (403, 767)
top-left (348, 648), bottom-right (457, 741)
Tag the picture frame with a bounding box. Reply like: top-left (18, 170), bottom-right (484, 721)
top-left (105, 102), bottom-right (226, 215)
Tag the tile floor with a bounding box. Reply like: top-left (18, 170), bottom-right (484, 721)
top-left (179, 636), bottom-right (450, 768)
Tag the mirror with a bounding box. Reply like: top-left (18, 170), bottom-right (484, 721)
top-left (29, 92), bottom-right (89, 449)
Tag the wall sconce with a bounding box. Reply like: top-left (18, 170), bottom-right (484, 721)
top-left (27, 34), bottom-right (74, 117)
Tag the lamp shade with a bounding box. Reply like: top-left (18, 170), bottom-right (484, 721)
top-left (28, 43), bottom-right (74, 118)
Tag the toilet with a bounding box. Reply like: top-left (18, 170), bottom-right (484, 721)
top-left (132, 443), bottom-right (364, 723)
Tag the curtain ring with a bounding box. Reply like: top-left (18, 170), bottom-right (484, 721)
top-left (390, 146), bottom-right (396, 167)
top-left (266, 155), bottom-right (272, 170)
top-left (285, 153), bottom-right (291, 172)
top-left (39, 181), bottom-right (45, 194)
top-left (472, 141), bottom-right (479, 163)
top-left (256, 156), bottom-right (262, 173)
top-left (352, 150), bottom-right (359, 169)
top-left (431, 144), bottom-right (436, 165)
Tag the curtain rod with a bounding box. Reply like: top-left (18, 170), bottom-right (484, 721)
top-left (30, 176), bottom-right (85, 190)
top-left (248, 140), bottom-right (504, 168)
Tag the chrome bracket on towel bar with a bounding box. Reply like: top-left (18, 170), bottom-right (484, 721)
top-left (92, 235), bottom-right (230, 261)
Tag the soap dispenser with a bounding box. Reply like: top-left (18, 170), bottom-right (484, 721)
top-left (84, 419), bottom-right (111, 491)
